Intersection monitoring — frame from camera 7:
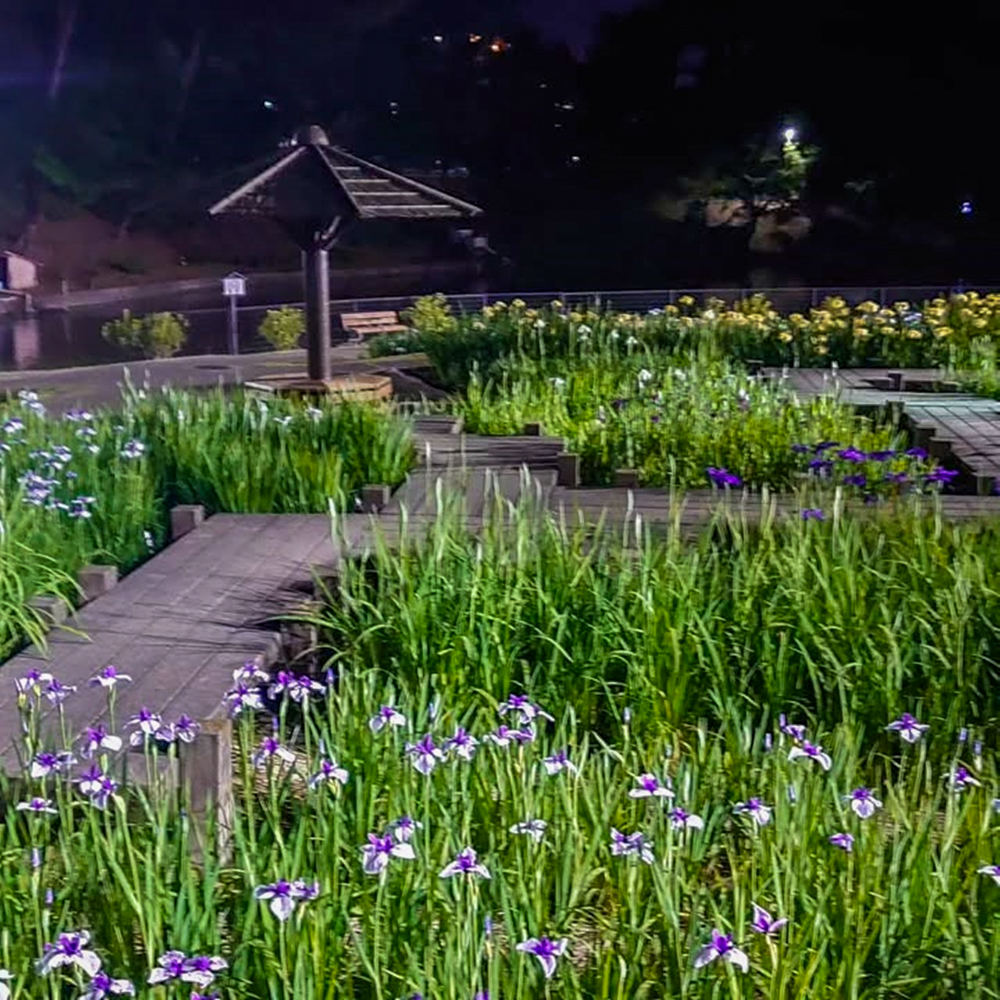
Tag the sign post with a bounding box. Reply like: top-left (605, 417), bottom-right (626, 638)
top-left (222, 272), bottom-right (247, 355)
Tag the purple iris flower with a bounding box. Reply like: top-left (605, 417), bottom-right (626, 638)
top-left (846, 787), bottom-right (882, 818)
top-left (486, 725), bottom-right (535, 747)
top-left (406, 734), bottom-right (446, 775)
top-left (79, 724), bottom-right (122, 758)
top-left (127, 708), bottom-right (162, 746)
top-left (510, 819), bottom-right (547, 843)
top-left (886, 712), bottom-right (929, 743)
top-left (843, 474), bottom-right (867, 487)
top-left (266, 670), bottom-right (296, 699)
top-left (750, 903), bottom-right (788, 936)
top-left (807, 458), bottom-right (834, 476)
top-left (224, 681), bottom-right (263, 717)
top-left (543, 749), bottom-right (578, 776)
top-left (440, 847), bottom-right (491, 880)
top-left (707, 467), bottom-right (742, 488)
top-left (30, 750), bottom-right (76, 779)
top-left (610, 828), bottom-right (655, 864)
top-left (36, 930), bottom-right (102, 977)
top-left (800, 508), bottom-right (824, 521)
top-left (779, 714), bottom-right (806, 742)
top-left (171, 715), bottom-right (200, 743)
top-left (629, 773), bottom-right (673, 799)
top-left (361, 833), bottom-right (415, 875)
top-left (76, 764), bottom-right (106, 798)
top-left (369, 705), bottom-right (407, 733)
top-left (232, 661), bottom-right (270, 685)
top-left (829, 832), bottom-right (854, 853)
top-left (80, 971), bottom-right (135, 998)
top-left (392, 816), bottom-right (422, 842)
top-left (734, 798), bottom-right (772, 827)
top-left (791, 443), bottom-right (811, 454)
top-left (925, 468), bottom-right (959, 485)
top-left (84, 774), bottom-right (118, 810)
top-left (884, 471), bottom-right (908, 484)
top-left (308, 758), bottom-right (349, 790)
top-left (814, 441), bottom-right (840, 453)
top-left (951, 766), bottom-right (981, 792)
top-left (180, 955), bottom-right (228, 988)
top-left (788, 740), bottom-right (832, 771)
top-left (693, 929), bottom-right (748, 973)
top-left (978, 865), bottom-right (1000, 886)
top-left (254, 879), bottom-right (319, 921)
top-left (668, 807), bottom-right (704, 830)
top-left (285, 674), bottom-right (325, 704)
top-left (516, 937), bottom-right (568, 979)
top-left (867, 450), bottom-right (896, 462)
top-left (15, 669), bottom-right (54, 696)
top-left (252, 736), bottom-right (296, 769)
top-left (148, 952), bottom-right (187, 984)
top-left (498, 694), bottom-right (554, 725)
top-left (89, 665), bottom-right (131, 689)
top-left (444, 727), bottom-right (479, 761)
top-left (837, 448), bottom-right (867, 462)
top-left (16, 797), bottom-right (57, 815)
top-left (905, 447), bottom-right (929, 460)
top-left (43, 678), bottom-right (77, 705)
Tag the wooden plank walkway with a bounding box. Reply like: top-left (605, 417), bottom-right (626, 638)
top-left (5, 412), bottom-right (1000, 789)
top-left (768, 367), bottom-right (1000, 493)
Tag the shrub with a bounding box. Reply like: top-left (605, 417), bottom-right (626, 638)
top-left (101, 310), bottom-right (189, 359)
top-left (401, 293), bottom-right (458, 336)
top-left (258, 306), bottom-right (305, 351)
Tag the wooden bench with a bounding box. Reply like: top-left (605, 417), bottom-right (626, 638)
top-left (339, 311), bottom-right (408, 343)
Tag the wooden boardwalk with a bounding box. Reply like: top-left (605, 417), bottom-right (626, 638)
top-left (5, 411), bottom-right (1000, 798)
top-left (772, 367), bottom-right (1000, 493)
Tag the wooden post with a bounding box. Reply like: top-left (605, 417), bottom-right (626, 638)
top-left (523, 422), bottom-right (542, 437)
top-left (304, 247), bottom-right (331, 382)
top-left (556, 452), bottom-right (581, 488)
top-left (359, 484), bottom-right (391, 512)
top-left (887, 370), bottom-right (903, 391)
top-left (170, 504), bottom-right (205, 541)
top-left (179, 714), bottom-right (235, 865)
top-left (614, 469), bottom-right (639, 488)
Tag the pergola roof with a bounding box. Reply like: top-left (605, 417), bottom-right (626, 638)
top-left (209, 126), bottom-right (482, 226)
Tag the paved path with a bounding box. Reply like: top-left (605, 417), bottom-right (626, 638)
top-left (769, 367), bottom-right (1000, 493)
top-left (0, 343), bottom-right (438, 411)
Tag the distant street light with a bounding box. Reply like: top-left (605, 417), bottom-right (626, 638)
top-left (783, 127), bottom-right (797, 143)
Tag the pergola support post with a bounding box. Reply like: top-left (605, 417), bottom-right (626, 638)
top-left (304, 246), bottom-right (331, 382)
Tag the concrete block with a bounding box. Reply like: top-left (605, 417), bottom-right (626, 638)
top-left (78, 565), bottom-right (118, 603)
top-left (170, 504), bottom-right (205, 541)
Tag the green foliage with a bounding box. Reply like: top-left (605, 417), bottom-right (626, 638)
top-left (258, 306), bottom-right (305, 351)
top-left (101, 310), bottom-right (189, 359)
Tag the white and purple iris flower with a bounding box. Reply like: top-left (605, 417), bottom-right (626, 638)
top-left (629, 773), bottom-right (673, 799)
top-left (89, 665), bottom-right (132, 689)
top-left (254, 879), bottom-right (320, 921)
top-left (252, 737), bottom-right (296, 769)
top-left (668, 807), bottom-right (704, 831)
top-left (845, 787), bottom-right (882, 819)
top-left (16, 797), bottom-right (57, 815)
top-left (829, 832), bottom-right (854, 853)
top-left (542, 749), bottom-right (577, 776)
top-left (778, 713), bottom-right (807, 742)
top-left (610, 828), bottom-right (655, 864)
top-left (79, 725), bottom-right (122, 758)
top-left (978, 865), bottom-right (1000, 886)
top-left (734, 798), bottom-right (772, 827)
top-left (369, 705), bottom-right (407, 733)
top-left (179, 955), bottom-right (228, 989)
top-left (516, 936), bottom-right (568, 979)
top-left (36, 931), bottom-right (102, 977)
top-left (30, 750), bottom-right (77, 779)
top-left (127, 708), bottom-right (162, 747)
top-left (750, 903), bottom-right (788, 936)
top-left (886, 712), bottom-right (929, 743)
top-left (308, 758), bottom-right (349, 790)
top-left (510, 819), bottom-right (547, 843)
top-left (361, 833), bottom-right (416, 875)
top-left (788, 740), bottom-right (832, 771)
top-left (224, 682), bottom-right (263, 717)
top-left (444, 727), bottom-right (479, 761)
top-left (406, 734), bottom-right (446, 775)
top-left (15, 669), bottom-right (53, 697)
top-left (693, 929), bottom-right (748, 973)
top-left (498, 694), bottom-right (554, 725)
top-left (951, 766), bottom-right (981, 793)
top-left (44, 678), bottom-right (77, 705)
top-left (485, 725), bottom-right (535, 747)
top-left (439, 847), bottom-right (491, 880)
top-left (79, 971), bottom-right (135, 999)
top-left (392, 816), bottom-right (422, 842)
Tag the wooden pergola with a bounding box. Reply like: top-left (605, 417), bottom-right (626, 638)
top-left (210, 125), bottom-right (482, 383)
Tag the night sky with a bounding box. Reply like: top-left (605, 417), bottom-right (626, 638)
top-left (521, 0), bottom-right (643, 56)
